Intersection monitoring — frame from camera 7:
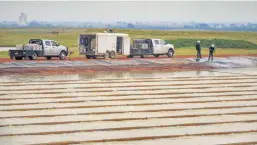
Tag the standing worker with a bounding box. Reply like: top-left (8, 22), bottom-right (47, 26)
top-left (195, 40), bottom-right (201, 59)
top-left (208, 44), bottom-right (215, 62)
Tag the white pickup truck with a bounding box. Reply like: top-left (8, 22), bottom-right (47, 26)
top-left (128, 39), bottom-right (175, 58)
top-left (9, 39), bottom-right (69, 60)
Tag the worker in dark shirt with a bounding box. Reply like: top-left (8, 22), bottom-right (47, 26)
top-left (208, 44), bottom-right (215, 62)
top-left (195, 40), bottom-right (201, 59)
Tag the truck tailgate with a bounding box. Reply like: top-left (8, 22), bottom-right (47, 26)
top-left (9, 50), bottom-right (25, 56)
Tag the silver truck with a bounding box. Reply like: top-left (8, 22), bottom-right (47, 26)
top-left (9, 39), bottom-right (69, 60)
top-left (128, 39), bottom-right (175, 58)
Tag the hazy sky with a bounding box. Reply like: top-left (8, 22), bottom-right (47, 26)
top-left (0, 1), bottom-right (257, 23)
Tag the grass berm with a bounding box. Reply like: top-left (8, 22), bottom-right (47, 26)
top-left (1, 28), bottom-right (257, 57)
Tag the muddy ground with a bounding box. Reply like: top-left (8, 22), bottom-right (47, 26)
top-left (0, 55), bottom-right (257, 75)
top-left (0, 54), bottom-right (257, 76)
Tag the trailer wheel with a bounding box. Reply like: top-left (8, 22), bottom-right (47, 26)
top-left (29, 52), bottom-right (38, 60)
top-left (154, 54), bottom-right (160, 58)
top-left (140, 53), bottom-right (147, 58)
top-left (127, 55), bottom-right (134, 58)
top-left (110, 51), bottom-right (116, 59)
top-left (15, 56), bottom-right (23, 60)
top-left (46, 56), bottom-right (52, 60)
top-left (92, 55), bottom-right (97, 59)
top-left (140, 51), bottom-right (148, 58)
top-left (59, 51), bottom-right (66, 60)
top-left (86, 55), bottom-right (92, 59)
top-left (167, 49), bottom-right (174, 58)
top-left (104, 51), bottom-right (110, 59)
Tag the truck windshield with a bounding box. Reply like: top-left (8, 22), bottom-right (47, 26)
top-left (51, 41), bottom-right (58, 46)
top-left (160, 40), bottom-right (168, 45)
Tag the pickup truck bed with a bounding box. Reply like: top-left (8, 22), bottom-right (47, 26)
top-left (9, 49), bottom-right (43, 60)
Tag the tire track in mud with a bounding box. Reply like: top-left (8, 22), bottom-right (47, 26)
top-left (2, 120), bottom-right (257, 137)
top-left (2, 98), bottom-right (257, 112)
top-left (1, 82), bottom-right (256, 95)
top-left (1, 76), bottom-right (257, 87)
top-left (0, 84), bottom-right (255, 95)
top-left (25, 130), bottom-right (257, 145)
top-left (1, 88), bottom-right (257, 100)
top-left (1, 111), bottom-right (257, 127)
top-left (1, 75), bottom-right (257, 85)
top-left (1, 105), bottom-right (257, 120)
top-left (0, 93), bottom-right (255, 106)
top-left (1, 78), bottom-right (256, 91)
top-left (221, 141), bottom-right (257, 145)
top-left (1, 82), bottom-right (256, 91)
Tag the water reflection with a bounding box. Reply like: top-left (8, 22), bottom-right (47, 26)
top-left (0, 68), bottom-right (256, 83)
top-left (196, 70), bottom-right (201, 76)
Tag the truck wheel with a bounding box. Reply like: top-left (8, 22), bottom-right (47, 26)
top-left (167, 49), bottom-right (174, 58)
top-left (92, 55), bottom-right (97, 59)
top-left (86, 55), bottom-right (92, 59)
top-left (127, 55), bottom-right (134, 58)
top-left (15, 56), bottom-right (23, 60)
top-left (154, 54), bottom-right (160, 58)
top-left (46, 56), bottom-right (52, 60)
top-left (29, 52), bottom-right (38, 60)
top-left (110, 51), bottom-right (116, 59)
top-left (104, 51), bottom-right (110, 59)
top-left (59, 51), bottom-right (66, 60)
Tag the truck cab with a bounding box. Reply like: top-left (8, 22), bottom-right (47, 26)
top-left (152, 39), bottom-right (175, 55)
top-left (128, 38), bottom-right (175, 58)
top-left (9, 39), bottom-right (68, 60)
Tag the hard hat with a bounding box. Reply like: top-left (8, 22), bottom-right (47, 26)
top-left (211, 44), bottom-right (214, 47)
top-left (197, 40), bottom-right (200, 43)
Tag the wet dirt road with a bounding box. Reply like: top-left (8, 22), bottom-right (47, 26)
top-left (1, 67), bottom-right (257, 145)
top-left (1, 56), bottom-right (257, 75)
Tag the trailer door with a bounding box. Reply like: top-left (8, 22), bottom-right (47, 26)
top-left (97, 35), bottom-right (116, 54)
top-left (78, 35), bottom-right (86, 55)
top-left (122, 36), bottom-right (130, 55)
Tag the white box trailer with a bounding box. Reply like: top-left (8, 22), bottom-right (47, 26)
top-left (78, 33), bottom-right (130, 59)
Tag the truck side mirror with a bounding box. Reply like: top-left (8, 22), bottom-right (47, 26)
top-left (57, 43), bottom-right (60, 46)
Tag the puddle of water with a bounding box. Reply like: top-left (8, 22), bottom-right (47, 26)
top-left (0, 67), bottom-right (256, 83)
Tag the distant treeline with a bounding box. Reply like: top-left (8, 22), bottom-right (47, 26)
top-left (166, 39), bottom-right (257, 49)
